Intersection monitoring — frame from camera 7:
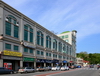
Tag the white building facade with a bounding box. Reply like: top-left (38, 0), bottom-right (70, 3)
top-left (0, 0), bottom-right (76, 71)
top-left (57, 31), bottom-right (77, 65)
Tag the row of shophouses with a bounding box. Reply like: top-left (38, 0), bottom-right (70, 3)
top-left (0, 0), bottom-right (76, 71)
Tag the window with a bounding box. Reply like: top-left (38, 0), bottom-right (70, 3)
top-left (29, 49), bottom-right (33, 53)
top-left (49, 53), bottom-right (51, 57)
top-left (58, 42), bottom-right (62, 52)
top-left (37, 50), bottom-right (40, 55)
top-left (5, 43), bottom-right (11, 50)
top-left (24, 47), bottom-right (28, 52)
top-left (65, 35), bottom-right (68, 38)
top-left (24, 24), bottom-right (33, 42)
top-left (46, 36), bottom-right (51, 49)
top-left (62, 36), bottom-right (64, 39)
top-left (14, 45), bottom-right (19, 51)
top-left (65, 39), bottom-right (69, 42)
top-left (37, 31), bottom-right (44, 46)
top-left (46, 52), bottom-right (48, 56)
top-left (5, 15), bottom-right (19, 38)
top-left (53, 39), bottom-right (57, 50)
top-left (41, 51), bottom-right (44, 55)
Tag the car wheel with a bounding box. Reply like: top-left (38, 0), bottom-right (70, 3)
top-left (25, 71), bottom-right (27, 73)
top-left (10, 71), bottom-right (13, 74)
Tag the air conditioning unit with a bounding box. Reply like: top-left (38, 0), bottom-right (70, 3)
top-left (5, 17), bottom-right (8, 21)
top-left (16, 22), bottom-right (19, 26)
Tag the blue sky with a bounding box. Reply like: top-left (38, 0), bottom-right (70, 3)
top-left (2, 0), bottom-right (100, 53)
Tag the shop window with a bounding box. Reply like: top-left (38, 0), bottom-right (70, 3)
top-left (14, 45), bottom-right (19, 51)
top-left (5, 43), bottom-right (11, 50)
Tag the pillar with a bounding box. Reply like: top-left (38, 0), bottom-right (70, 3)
top-left (0, 59), bottom-right (3, 67)
top-left (20, 60), bottom-right (23, 68)
top-left (34, 62), bottom-right (36, 69)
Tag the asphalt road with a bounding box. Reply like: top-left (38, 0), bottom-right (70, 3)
top-left (0, 68), bottom-right (100, 76)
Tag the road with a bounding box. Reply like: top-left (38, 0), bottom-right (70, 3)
top-left (0, 68), bottom-right (100, 76)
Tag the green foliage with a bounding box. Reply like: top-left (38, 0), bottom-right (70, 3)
top-left (77, 52), bottom-right (100, 64)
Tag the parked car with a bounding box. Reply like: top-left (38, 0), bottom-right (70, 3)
top-left (60, 66), bottom-right (69, 71)
top-left (18, 67), bottom-right (35, 73)
top-left (36, 67), bottom-right (45, 71)
top-left (97, 65), bottom-right (100, 69)
top-left (43, 67), bottom-right (50, 71)
top-left (0, 67), bottom-right (14, 74)
top-left (51, 66), bottom-right (60, 71)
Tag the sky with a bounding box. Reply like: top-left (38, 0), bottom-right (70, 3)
top-left (2, 0), bottom-right (100, 53)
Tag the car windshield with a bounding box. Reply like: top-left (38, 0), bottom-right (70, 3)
top-left (20, 67), bottom-right (25, 69)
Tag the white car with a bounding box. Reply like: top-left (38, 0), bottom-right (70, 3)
top-left (60, 66), bottom-right (69, 71)
top-left (18, 67), bottom-right (35, 73)
top-left (51, 66), bottom-right (60, 71)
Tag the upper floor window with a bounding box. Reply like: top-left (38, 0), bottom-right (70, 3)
top-left (58, 42), bottom-right (62, 52)
top-left (5, 43), bottom-right (11, 50)
top-left (53, 39), bottom-right (57, 50)
top-left (46, 36), bottom-right (51, 49)
top-left (5, 15), bottom-right (19, 38)
top-left (37, 31), bottom-right (44, 46)
top-left (24, 24), bottom-right (33, 42)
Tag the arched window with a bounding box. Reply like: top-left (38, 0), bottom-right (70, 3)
top-left (53, 39), bottom-right (57, 50)
top-left (46, 36), bottom-right (51, 49)
top-left (37, 31), bottom-right (44, 46)
top-left (63, 44), bottom-right (66, 53)
top-left (5, 15), bottom-right (19, 38)
top-left (58, 42), bottom-right (62, 52)
top-left (24, 24), bottom-right (33, 42)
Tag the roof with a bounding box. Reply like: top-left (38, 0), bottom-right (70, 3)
top-left (61, 31), bottom-right (70, 34)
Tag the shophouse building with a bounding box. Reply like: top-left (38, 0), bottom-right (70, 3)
top-left (0, 0), bottom-right (76, 71)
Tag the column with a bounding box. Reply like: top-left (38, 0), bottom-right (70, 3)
top-left (51, 63), bottom-right (53, 67)
top-left (33, 26), bottom-right (36, 45)
top-left (44, 63), bottom-right (46, 67)
top-left (20, 60), bottom-right (23, 68)
top-left (0, 4), bottom-right (4, 35)
top-left (0, 59), bottom-right (3, 67)
top-left (34, 62), bottom-right (36, 69)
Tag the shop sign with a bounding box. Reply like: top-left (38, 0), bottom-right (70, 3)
top-left (70, 61), bottom-right (73, 63)
top-left (3, 56), bottom-right (22, 60)
top-left (45, 60), bottom-right (53, 63)
top-left (23, 42), bottom-right (35, 49)
top-left (62, 60), bottom-right (67, 63)
top-left (52, 59), bottom-right (59, 63)
top-left (23, 57), bottom-right (34, 62)
top-left (3, 50), bottom-right (22, 57)
top-left (36, 59), bottom-right (46, 63)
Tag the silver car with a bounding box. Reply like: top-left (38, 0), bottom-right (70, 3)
top-left (18, 67), bottom-right (35, 73)
top-left (60, 66), bottom-right (69, 71)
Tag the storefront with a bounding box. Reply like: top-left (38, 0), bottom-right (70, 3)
top-left (62, 60), bottom-right (67, 66)
top-left (45, 60), bottom-right (53, 67)
top-left (36, 59), bottom-right (45, 67)
top-left (3, 50), bottom-right (22, 71)
top-left (23, 57), bottom-right (35, 68)
top-left (52, 59), bottom-right (59, 66)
